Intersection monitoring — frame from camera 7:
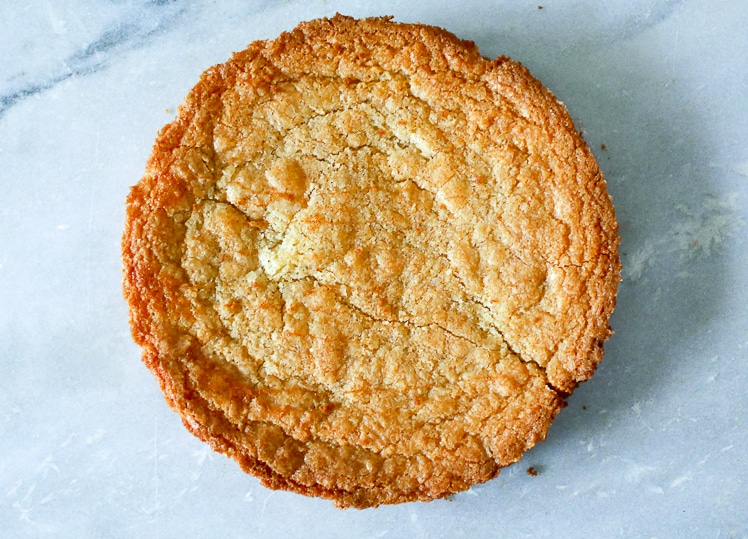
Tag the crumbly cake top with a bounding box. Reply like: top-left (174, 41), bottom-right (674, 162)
top-left (122, 15), bottom-right (620, 508)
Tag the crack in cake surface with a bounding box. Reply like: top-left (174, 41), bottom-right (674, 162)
top-left (205, 74), bottom-right (576, 378)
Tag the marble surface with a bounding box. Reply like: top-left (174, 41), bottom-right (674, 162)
top-left (2, 1), bottom-right (747, 537)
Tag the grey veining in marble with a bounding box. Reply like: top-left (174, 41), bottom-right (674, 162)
top-left (1, 1), bottom-right (747, 537)
top-left (1, 1), bottom-right (188, 117)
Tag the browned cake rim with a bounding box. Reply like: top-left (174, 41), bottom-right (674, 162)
top-left (122, 14), bottom-right (620, 508)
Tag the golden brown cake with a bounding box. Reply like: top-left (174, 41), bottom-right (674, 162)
top-left (122, 15), bottom-right (620, 508)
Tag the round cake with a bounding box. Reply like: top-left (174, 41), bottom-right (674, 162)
top-left (122, 15), bottom-right (620, 508)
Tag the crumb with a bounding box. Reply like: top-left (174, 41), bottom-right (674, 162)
top-left (601, 144), bottom-right (606, 151)
top-left (538, 5), bottom-right (543, 9)
top-left (527, 466), bottom-right (539, 476)
top-left (582, 405), bottom-right (587, 410)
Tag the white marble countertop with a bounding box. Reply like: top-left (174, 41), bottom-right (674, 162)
top-left (2, 1), bottom-right (747, 537)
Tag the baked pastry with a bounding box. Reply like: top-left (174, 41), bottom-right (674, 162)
top-left (122, 15), bottom-right (620, 508)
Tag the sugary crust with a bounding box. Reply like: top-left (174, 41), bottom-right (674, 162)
top-left (122, 15), bottom-right (620, 508)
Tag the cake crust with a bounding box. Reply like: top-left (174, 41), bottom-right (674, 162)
top-left (122, 15), bottom-right (620, 508)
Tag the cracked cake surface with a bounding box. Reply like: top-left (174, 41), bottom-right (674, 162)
top-left (122, 15), bottom-right (620, 508)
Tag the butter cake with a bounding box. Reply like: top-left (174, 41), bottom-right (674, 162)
top-left (122, 15), bottom-right (620, 508)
